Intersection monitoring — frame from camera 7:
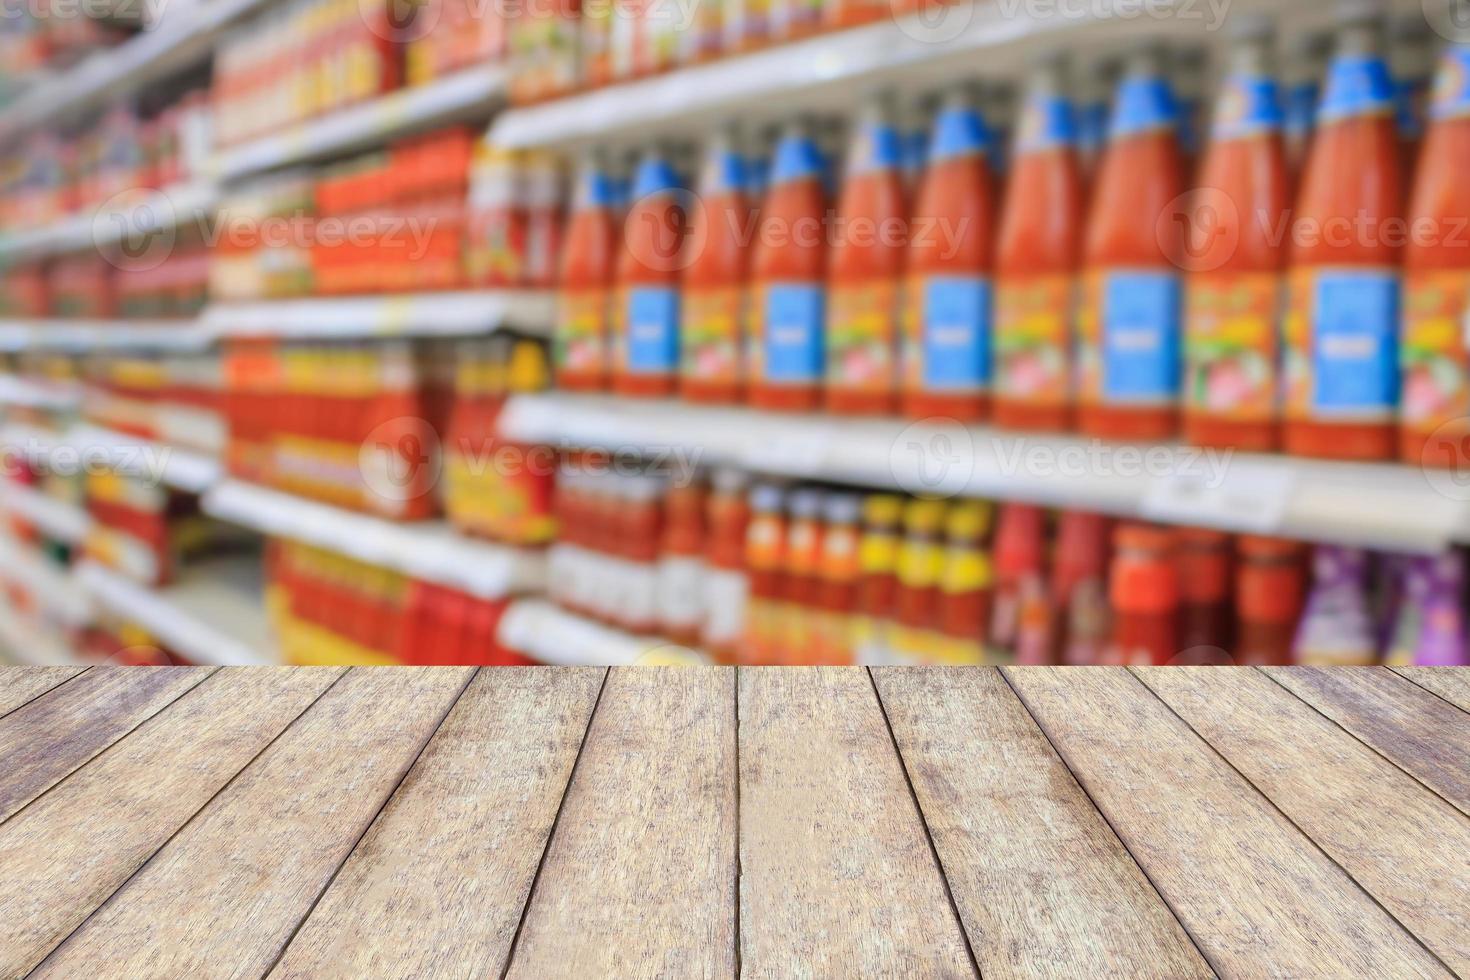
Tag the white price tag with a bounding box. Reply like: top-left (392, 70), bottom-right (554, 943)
top-left (1141, 459), bottom-right (1295, 534)
top-left (742, 425), bottom-right (830, 478)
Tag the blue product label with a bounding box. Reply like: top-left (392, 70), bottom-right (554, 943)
top-left (1286, 80), bottom-right (1320, 137)
top-left (1109, 75), bottom-right (1179, 139)
top-left (1102, 271), bottom-right (1181, 403)
top-left (632, 155), bottom-right (682, 199)
top-left (920, 276), bottom-right (992, 391)
top-left (1319, 54), bottom-right (1396, 123)
top-left (851, 121), bottom-right (905, 174)
top-left (576, 167), bottom-right (618, 208)
top-left (701, 148), bottom-right (747, 195)
top-left (1015, 94), bottom-right (1077, 153)
top-left (770, 134), bottom-right (827, 184)
top-left (625, 286), bottom-right (680, 375)
top-left (1311, 270), bottom-right (1399, 414)
top-left (762, 282), bottom-right (825, 383)
top-left (1213, 74), bottom-right (1285, 139)
top-left (929, 105), bottom-right (991, 161)
top-left (1431, 46), bottom-right (1470, 120)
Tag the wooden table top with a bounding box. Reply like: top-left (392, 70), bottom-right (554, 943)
top-left (0, 665), bottom-right (1466, 978)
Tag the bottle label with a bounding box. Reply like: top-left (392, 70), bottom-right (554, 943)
top-left (1400, 269), bottom-right (1470, 428)
top-left (995, 275), bottom-right (1072, 406)
top-left (828, 279), bottom-right (899, 392)
top-left (859, 532), bottom-right (897, 574)
top-left (1184, 272), bottom-right (1280, 421)
top-left (1431, 46), bottom-right (1470, 120)
top-left (1080, 269), bottom-right (1182, 405)
top-left (896, 540), bottom-right (943, 588)
top-left (555, 288), bottom-right (609, 375)
top-left (940, 549), bottom-right (993, 594)
top-left (620, 285), bottom-right (679, 376)
top-left (1015, 94), bottom-right (1076, 153)
top-left (682, 286), bottom-right (744, 386)
top-left (930, 105), bottom-right (991, 162)
top-left (755, 281), bottom-right (825, 384)
top-left (770, 134), bottom-right (826, 183)
top-left (1109, 75), bottom-right (1178, 139)
top-left (1213, 74), bottom-right (1284, 140)
top-left (904, 274), bottom-right (993, 393)
top-left (1284, 268), bottom-right (1400, 419)
top-left (1318, 54), bottom-right (1396, 123)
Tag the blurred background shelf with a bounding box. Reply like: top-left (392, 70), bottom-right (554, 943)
top-left (0, 181), bottom-right (218, 264)
top-left (202, 479), bottom-right (547, 599)
top-left (213, 64), bottom-right (510, 180)
top-left (74, 557), bottom-right (271, 665)
top-left (0, 482), bottom-right (93, 544)
top-left (501, 393), bottom-right (1470, 554)
top-left (200, 289), bottom-right (554, 339)
top-left (66, 425), bottom-right (222, 493)
top-left (0, 319), bottom-right (212, 353)
top-left (497, 598), bottom-right (711, 666)
top-left (0, 375), bottom-right (82, 411)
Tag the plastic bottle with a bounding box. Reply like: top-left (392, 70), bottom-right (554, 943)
top-left (893, 498), bottom-right (946, 664)
top-left (681, 126), bottom-right (751, 404)
top-left (1183, 17), bottom-right (1290, 452)
top-left (1051, 510), bottom-right (1111, 665)
top-left (1077, 58), bottom-right (1120, 175)
top-left (1383, 556), bottom-right (1431, 666)
top-left (815, 492), bottom-right (863, 665)
top-left (1391, 14), bottom-right (1435, 177)
top-left (827, 94), bottom-right (907, 415)
top-left (1175, 528), bottom-right (1234, 656)
top-left (742, 483), bottom-right (787, 664)
top-left (1172, 44), bottom-right (1208, 176)
top-left (1284, 2), bottom-right (1404, 460)
top-left (1232, 535), bottom-right (1306, 666)
top-left (988, 502), bottom-right (1049, 664)
top-left (903, 84), bottom-right (995, 422)
top-left (855, 493), bottom-right (903, 662)
top-left (994, 56), bottom-right (1084, 432)
top-left (1079, 45), bottom-right (1186, 441)
top-left (749, 119), bottom-right (828, 411)
top-left (936, 500), bottom-right (993, 665)
top-left (1293, 545), bottom-right (1379, 665)
top-left (1411, 553), bottom-right (1469, 666)
top-left (657, 478), bottom-right (707, 645)
top-left (614, 146), bottom-right (687, 398)
top-left (1400, 35), bottom-right (1470, 466)
top-left (780, 488), bottom-right (825, 663)
top-left (556, 149), bottom-right (619, 391)
top-left (1284, 33), bottom-right (1331, 172)
top-left (1105, 523), bottom-right (1179, 666)
top-left (702, 468), bottom-right (750, 662)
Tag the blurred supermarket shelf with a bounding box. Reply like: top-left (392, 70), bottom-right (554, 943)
top-left (489, 0), bottom-right (1327, 150)
top-left (497, 598), bottom-right (711, 666)
top-left (213, 64), bottom-right (510, 181)
top-left (202, 480), bottom-right (547, 599)
top-left (0, 608), bottom-right (81, 666)
top-left (0, 374), bottom-right (82, 411)
top-left (75, 557), bottom-right (273, 666)
top-left (200, 289), bottom-right (554, 339)
top-left (0, 181), bottom-right (218, 264)
top-left (0, 531), bottom-right (93, 630)
top-left (0, 482), bottom-right (93, 544)
top-left (66, 425), bottom-right (222, 493)
top-left (0, 0), bottom-right (275, 140)
top-left (500, 393), bottom-right (1470, 554)
top-left (0, 318), bottom-right (212, 353)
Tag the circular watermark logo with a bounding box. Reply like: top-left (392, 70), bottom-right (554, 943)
top-left (890, 0), bottom-right (976, 44)
top-left (94, 188), bottom-right (176, 272)
top-left (358, 0), bottom-right (437, 42)
top-left (887, 417), bottom-right (975, 498)
top-left (1422, 0), bottom-right (1470, 42)
top-left (1157, 186), bottom-right (1241, 274)
top-left (358, 416), bottom-right (443, 507)
top-left (1418, 416), bottom-right (1470, 502)
top-left (622, 187), bottom-right (701, 274)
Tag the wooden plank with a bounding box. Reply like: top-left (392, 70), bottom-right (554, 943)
top-left (505, 667), bottom-right (736, 978)
top-left (1392, 667), bottom-right (1470, 715)
top-left (0, 667), bottom-right (344, 977)
top-left (1266, 666), bottom-right (1470, 817)
top-left (0, 666), bottom-right (85, 718)
top-left (272, 668), bottom-right (605, 979)
top-left (1140, 667), bottom-right (1470, 975)
top-left (1006, 667), bottom-right (1450, 979)
top-left (873, 667), bottom-right (1211, 978)
top-left (32, 666), bottom-right (474, 978)
top-left (738, 667), bottom-right (975, 976)
top-left (0, 666), bottom-right (214, 824)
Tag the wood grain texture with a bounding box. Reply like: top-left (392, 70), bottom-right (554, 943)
top-left (506, 667), bottom-right (737, 979)
top-left (32, 666), bottom-right (474, 979)
top-left (1266, 666), bottom-right (1470, 817)
top-left (0, 667), bottom-right (85, 718)
top-left (1139, 667), bottom-right (1470, 974)
top-left (0, 667), bottom-right (343, 977)
top-left (738, 667), bottom-right (974, 977)
top-left (0, 666), bottom-right (214, 824)
top-left (1392, 667), bottom-right (1470, 715)
top-left (272, 667), bottom-right (604, 979)
top-left (1006, 667), bottom-right (1450, 979)
top-left (873, 667), bottom-right (1211, 979)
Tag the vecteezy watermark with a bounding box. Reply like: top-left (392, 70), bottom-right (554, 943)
top-left (355, 0), bottom-right (706, 41)
top-left (93, 188), bottom-right (178, 273)
top-left (1, 439), bottom-right (173, 484)
top-left (989, 0), bottom-right (1231, 29)
top-left (2, 0), bottom-right (171, 27)
top-left (1418, 417), bottom-right (1470, 502)
top-left (1422, 0), bottom-right (1470, 42)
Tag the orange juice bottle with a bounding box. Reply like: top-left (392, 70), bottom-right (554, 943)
top-left (994, 56), bottom-right (1084, 432)
top-left (1284, 3), bottom-right (1404, 460)
top-left (556, 149), bottom-right (618, 391)
top-left (827, 94), bottom-right (906, 416)
top-left (1400, 35), bottom-right (1470, 466)
top-left (1079, 45), bottom-right (1186, 442)
top-left (614, 146), bottom-right (687, 398)
top-left (681, 126), bottom-right (751, 404)
top-left (1183, 17), bottom-right (1290, 452)
top-left (749, 119), bottom-right (828, 411)
top-left (903, 84), bottom-right (995, 422)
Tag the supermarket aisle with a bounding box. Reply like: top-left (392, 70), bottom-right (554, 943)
top-left (0, 665), bottom-right (1466, 976)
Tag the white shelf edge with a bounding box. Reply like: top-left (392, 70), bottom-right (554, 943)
top-left (497, 597), bottom-right (710, 666)
top-left (0, 375), bottom-right (83, 411)
top-left (212, 64), bottom-right (509, 181)
top-left (200, 289), bottom-right (554, 339)
top-left (202, 479), bottom-right (547, 600)
top-left (66, 425), bottom-right (222, 494)
top-left (0, 181), bottom-right (218, 263)
top-left (0, 482), bottom-right (93, 544)
top-left (499, 392), bottom-right (1470, 555)
top-left (0, 318), bottom-right (212, 353)
top-left (0, 532), bottom-right (93, 626)
top-left (74, 558), bottom-right (272, 666)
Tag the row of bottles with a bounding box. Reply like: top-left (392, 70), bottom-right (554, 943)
top-left (552, 4), bottom-right (1470, 464)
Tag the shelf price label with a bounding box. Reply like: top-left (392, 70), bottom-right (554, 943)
top-left (1141, 459), bottom-right (1295, 534)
